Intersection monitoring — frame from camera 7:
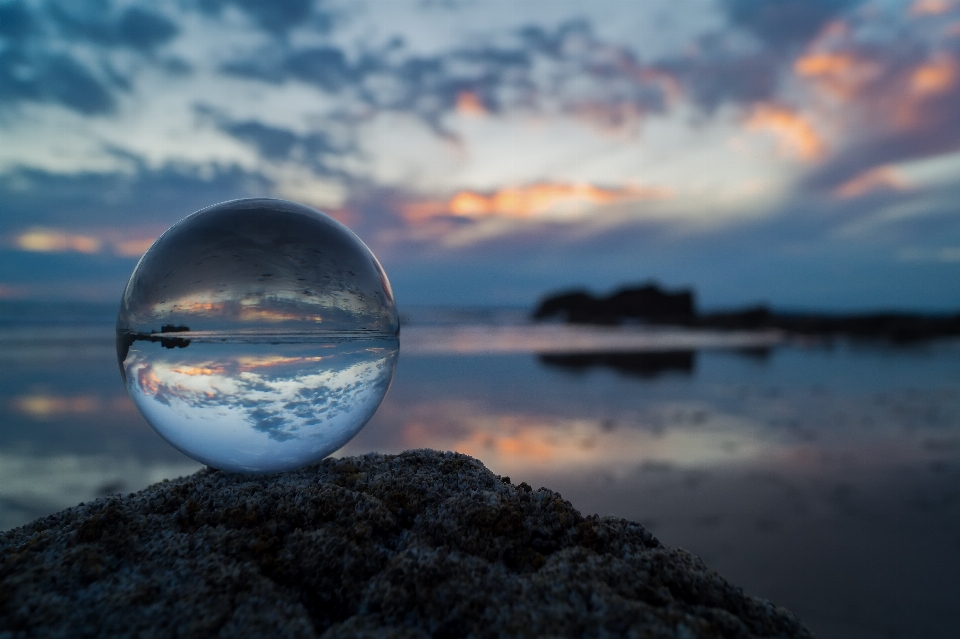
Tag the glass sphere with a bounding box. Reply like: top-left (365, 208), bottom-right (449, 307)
top-left (117, 198), bottom-right (399, 473)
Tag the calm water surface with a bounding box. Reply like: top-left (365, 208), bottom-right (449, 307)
top-left (1, 305), bottom-right (958, 639)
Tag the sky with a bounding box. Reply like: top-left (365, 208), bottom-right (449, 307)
top-left (1, 0), bottom-right (960, 311)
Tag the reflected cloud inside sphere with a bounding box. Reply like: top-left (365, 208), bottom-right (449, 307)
top-left (123, 339), bottom-right (397, 473)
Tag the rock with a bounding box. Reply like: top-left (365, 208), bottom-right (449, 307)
top-left (533, 284), bottom-right (696, 325)
top-left (531, 282), bottom-right (960, 341)
top-left (0, 450), bottom-right (812, 638)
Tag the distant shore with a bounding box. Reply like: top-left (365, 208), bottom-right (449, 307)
top-left (533, 283), bottom-right (960, 342)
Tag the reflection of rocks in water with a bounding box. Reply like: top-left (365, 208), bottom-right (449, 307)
top-left (733, 346), bottom-right (772, 362)
top-left (116, 325), bottom-right (191, 369)
top-left (539, 350), bottom-right (695, 378)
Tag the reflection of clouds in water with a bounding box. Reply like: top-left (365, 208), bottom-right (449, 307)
top-left (345, 372), bottom-right (960, 483)
top-left (368, 399), bottom-right (772, 476)
top-left (124, 340), bottom-right (397, 471)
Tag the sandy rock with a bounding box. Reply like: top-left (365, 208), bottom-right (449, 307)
top-left (0, 450), bottom-right (812, 638)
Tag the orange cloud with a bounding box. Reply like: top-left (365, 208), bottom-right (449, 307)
top-left (113, 237), bottom-right (156, 257)
top-left (745, 104), bottom-right (825, 161)
top-left (170, 366), bottom-right (226, 377)
top-left (137, 368), bottom-right (162, 396)
top-left (795, 52), bottom-right (856, 77)
top-left (14, 394), bottom-right (102, 419)
top-left (794, 51), bottom-right (881, 100)
top-left (16, 230), bottom-right (101, 254)
top-left (402, 183), bottom-right (670, 223)
top-left (834, 166), bottom-right (910, 198)
top-left (235, 355), bottom-right (324, 370)
top-left (910, 56), bottom-right (957, 96)
top-left (910, 0), bottom-right (954, 15)
top-left (237, 307), bottom-right (323, 323)
top-left (455, 91), bottom-right (487, 117)
top-left (13, 228), bottom-right (159, 257)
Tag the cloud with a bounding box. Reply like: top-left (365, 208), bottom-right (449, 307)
top-left (49, 4), bottom-right (178, 52)
top-left (0, 163), bottom-right (272, 234)
top-left (910, 0), bottom-right (956, 16)
top-left (784, 4), bottom-right (960, 190)
top-left (197, 0), bottom-right (328, 36)
top-left (14, 230), bottom-right (102, 254)
top-left (897, 246), bottom-right (960, 262)
top-left (910, 55), bottom-right (958, 96)
top-left (722, 0), bottom-right (864, 49)
top-left (219, 18), bottom-right (676, 136)
top-left (0, 50), bottom-right (117, 114)
top-left (401, 183), bottom-right (672, 223)
top-left (0, 1), bottom-right (179, 116)
top-left (0, 1), bottom-right (34, 40)
top-left (745, 103), bottom-right (825, 160)
top-left (834, 166), bottom-right (910, 198)
top-left (13, 394), bottom-right (102, 419)
top-left (10, 228), bottom-right (161, 257)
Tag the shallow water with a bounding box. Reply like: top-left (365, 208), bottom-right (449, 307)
top-left (1, 309), bottom-right (958, 639)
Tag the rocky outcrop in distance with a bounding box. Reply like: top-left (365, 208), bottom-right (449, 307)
top-left (533, 283), bottom-right (960, 341)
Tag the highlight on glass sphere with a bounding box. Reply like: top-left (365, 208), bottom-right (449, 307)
top-left (116, 198), bottom-right (399, 473)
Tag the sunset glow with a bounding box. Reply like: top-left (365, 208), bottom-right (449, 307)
top-left (795, 53), bottom-right (857, 77)
top-left (14, 229), bottom-right (159, 258)
top-left (834, 166), bottom-right (910, 198)
top-left (455, 91), bottom-right (487, 117)
top-left (910, 57), bottom-right (958, 96)
top-left (14, 395), bottom-right (101, 418)
top-left (16, 231), bottom-right (102, 255)
top-left (1, 0), bottom-right (958, 310)
top-left (745, 105), bottom-right (825, 161)
top-left (403, 183), bottom-right (671, 222)
top-left (910, 0), bottom-right (955, 15)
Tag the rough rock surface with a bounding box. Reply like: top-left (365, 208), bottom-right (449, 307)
top-left (0, 450), bottom-right (812, 638)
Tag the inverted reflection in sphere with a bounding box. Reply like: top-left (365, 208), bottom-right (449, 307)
top-left (117, 198), bottom-right (399, 472)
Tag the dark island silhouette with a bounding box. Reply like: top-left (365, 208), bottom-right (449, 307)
top-left (533, 282), bottom-right (960, 342)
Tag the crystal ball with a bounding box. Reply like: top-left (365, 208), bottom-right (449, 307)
top-left (117, 198), bottom-right (399, 473)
